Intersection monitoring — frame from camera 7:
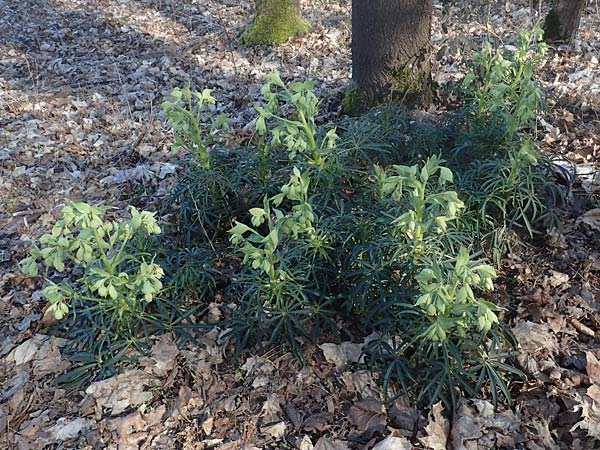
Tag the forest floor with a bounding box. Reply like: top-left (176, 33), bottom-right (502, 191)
top-left (1, 0), bottom-right (600, 449)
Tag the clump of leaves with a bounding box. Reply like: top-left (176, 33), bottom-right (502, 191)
top-left (162, 86), bottom-right (229, 167)
top-left (162, 245), bottom-right (221, 304)
top-left (168, 159), bottom-right (245, 246)
top-left (19, 201), bottom-right (184, 387)
top-left (227, 168), bottom-right (332, 356)
top-left (447, 26), bottom-right (561, 251)
top-left (20, 201), bottom-right (163, 320)
top-left (471, 141), bottom-right (560, 233)
top-left (162, 87), bottom-right (248, 247)
top-left (414, 248), bottom-right (499, 343)
top-left (363, 158), bottom-right (518, 408)
top-left (378, 155), bottom-right (465, 255)
top-left (337, 105), bottom-right (446, 167)
top-left (255, 72), bottom-right (338, 168)
top-left (463, 26), bottom-right (548, 141)
top-left (159, 34), bottom-right (559, 408)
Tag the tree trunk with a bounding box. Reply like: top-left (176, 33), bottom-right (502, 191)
top-left (345, 0), bottom-right (434, 114)
top-left (543, 0), bottom-right (586, 43)
top-left (241, 0), bottom-right (310, 46)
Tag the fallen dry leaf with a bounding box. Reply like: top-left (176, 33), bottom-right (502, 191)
top-left (530, 418), bottom-right (558, 449)
top-left (313, 437), bottom-right (350, 450)
top-left (217, 442), bottom-right (261, 450)
top-left (572, 394), bottom-right (600, 440)
top-left (107, 411), bottom-right (147, 446)
top-left (389, 396), bottom-right (418, 432)
top-left (146, 333), bottom-right (179, 377)
top-left (9, 334), bottom-right (69, 377)
top-left (46, 417), bottom-right (89, 442)
top-left (577, 208), bottom-right (600, 231)
top-left (202, 416), bottom-right (214, 435)
top-left (11, 335), bottom-right (51, 365)
top-left (241, 355), bottom-right (275, 376)
top-left (512, 320), bottom-right (560, 375)
top-left (588, 384), bottom-right (600, 404)
top-left (319, 342), bottom-right (363, 370)
top-left (297, 435), bottom-right (314, 450)
top-left (10, 340), bottom-right (38, 365)
top-left (340, 370), bottom-right (380, 399)
top-left (348, 399), bottom-right (387, 438)
top-left (262, 421), bottom-right (286, 440)
top-left (473, 399), bottom-right (520, 434)
top-left (303, 412), bottom-right (332, 432)
top-left (451, 399), bottom-right (483, 449)
top-left (261, 393), bottom-right (282, 423)
top-left (512, 321), bottom-right (559, 355)
top-left (586, 351), bottom-right (600, 384)
top-left (547, 270), bottom-right (570, 289)
top-left (420, 402), bottom-right (449, 450)
top-left (86, 369), bottom-right (154, 416)
top-left (372, 435), bottom-right (413, 450)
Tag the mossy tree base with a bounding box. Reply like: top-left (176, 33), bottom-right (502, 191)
top-left (543, 10), bottom-right (564, 42)
top-left (542, 0), bottom-right (586, 44)
top-left (241, 0), bottom-right (310, 46)
top-left (343, 63), bottom-right (433, 116)
top-left (341, 88), bottom-right (364, 116)
top-left (349, 0), bottom-right (434, 115)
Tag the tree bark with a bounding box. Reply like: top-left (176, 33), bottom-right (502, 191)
top-left (543, 0), bottom-right (586, 43)
top-left (346, 0), bottom-right (434, 113)
top-left (241, 0), bottom-right (310, 46)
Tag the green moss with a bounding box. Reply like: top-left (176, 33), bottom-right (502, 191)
top-left (241, 0), bottom-right (310, 46)
top-left (543, 10), bottom-right (564, 42)
top-left (342, 63), bottom-right (432, 115)
top-left (391, 66), bottom-right (433, 108)
top-left (341, 88), bottom-right (364, 116)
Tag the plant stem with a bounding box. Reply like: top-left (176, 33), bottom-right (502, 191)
top-left (93, 228), bottom-right (112, 271)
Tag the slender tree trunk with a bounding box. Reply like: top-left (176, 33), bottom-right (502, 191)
top-left (345, 0), bottom-right (433, 113)
top-left (543, 0), bottom-right (586, 43)
top-left (242, 0), bottom-right (310, 46)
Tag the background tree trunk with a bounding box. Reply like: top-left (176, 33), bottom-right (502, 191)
top-left (543, 0), bottom-right (587, 43)
top-left (241, 0), bottom-right (310, 46)
top-left (345, 0), bottom-right (434, 113)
